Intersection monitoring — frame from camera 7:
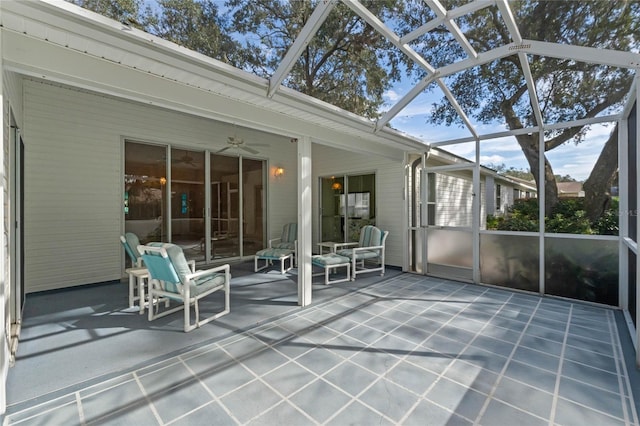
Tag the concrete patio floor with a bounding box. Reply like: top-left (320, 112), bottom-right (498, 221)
top-left (3, 263), bottom-right (639, 425)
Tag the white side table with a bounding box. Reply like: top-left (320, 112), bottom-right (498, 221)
top-left (125, 267), bottom-right (149, 314)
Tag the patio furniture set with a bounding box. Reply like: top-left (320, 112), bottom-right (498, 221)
top-left (120, 223), bottom-right (387, 332)
top-left (120, 233), bottom-right (231, 333)
top-left (254, 223), bottom-right (389, 285)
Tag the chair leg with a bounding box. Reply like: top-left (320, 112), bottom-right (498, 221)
top-left (128, 274), bottom-right (136, 308)
top-left (139, 277), bottom-right (145, 315)
top-left (351, 256), bottom-right (356, 281)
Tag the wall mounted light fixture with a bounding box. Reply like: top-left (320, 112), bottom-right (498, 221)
top-left (274, 167), bottom-right (284, 178)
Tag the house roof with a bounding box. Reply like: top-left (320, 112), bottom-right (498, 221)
top-left (557, 181), bottom-right (585, 195)
top-left (1, 0), bottom-right (638, 160)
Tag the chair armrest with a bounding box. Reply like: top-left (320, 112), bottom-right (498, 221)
top-left (185, 263), bottom-right (230, 282)
top-left (268, 237), bottom-right (282, 248)
top-left (334, 242), bottom-right (359, 250)
top-left (352, 245), bottom-right (384, 253)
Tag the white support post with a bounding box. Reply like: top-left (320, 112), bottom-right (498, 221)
top-left (619, 118), bottom-right (628, 311)
top-left (0, 1), bottom-right (8, 414)
top-left (297, 135), bottom-right (312, 306)
top-left (538, 131), bottom-right (545, 296)
top-left (473, 138), bottom-right (480, 283)
top-left (636, 76), bottom-right (640, 369)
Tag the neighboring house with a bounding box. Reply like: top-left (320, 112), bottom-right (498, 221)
top-left (557, 181), bottom-right (585, 197)
top-left (422, 150), bottom-right (537, 225)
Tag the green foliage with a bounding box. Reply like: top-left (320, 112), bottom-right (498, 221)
top-left (490, 198), bottom-right (539, 232)
top-left (555, 174), bottom-right (577, 183)
top-left (592, 198), bottom-right (620, 235)
top-left (549, 198), bottom-right (583, 218)
top-left (400, 0), bottom-right (639, 129)
top-left (225, 0), bottom-right (404, 118)
top-left (483, 163), bottom-right (535, 181)
top-left (546, 210), bottom-right (593, 234)
top-left (68, 0), bottom-right (143, 23)
top-left (487, 197), bottom-right (619, 235)
top-left (68, 0), bottom-right (243, 65)
top-left (142, 0), bottom-right (243, 65)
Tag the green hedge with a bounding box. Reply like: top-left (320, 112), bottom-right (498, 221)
top-left (486, 197), bottom-right (619, 235)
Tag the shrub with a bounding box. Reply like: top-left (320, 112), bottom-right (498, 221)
top-left (486, 196), bottom-right (618, 235)
top-left (592, 198), bottom-right (619, 235)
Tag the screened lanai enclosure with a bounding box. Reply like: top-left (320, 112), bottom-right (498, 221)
top-left (0, 0), bottom-right (639, 418)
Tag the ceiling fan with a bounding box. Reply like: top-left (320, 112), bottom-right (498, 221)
top-left (216, 125), bottom-right (269, 155)
top-left (172, 151), bottom-right (199, 167)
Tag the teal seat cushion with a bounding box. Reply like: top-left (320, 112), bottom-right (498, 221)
top-left (359, 225), bottom-right (383, 247)
top-left (336, 249), bottom-right (380, 260)
top-left (146, 243), bottom-right (185, 277)
top-left (145, 243), bottom-right (226, 296)
top-left (256, 248), bottom-right (293, 259)
top-left (122, 232), bottom-right (142, 265)
top-left (273, 241), bottom-right (296, 250)
top-left (312, 254), bottom-right (350, 266)
top-left (189, 273), bottom-right (227, 296)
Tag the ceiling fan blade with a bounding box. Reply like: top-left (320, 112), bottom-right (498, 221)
top-left (241, 146), bottom-right (260, 155)
top-left (216, 146), bottom-right (231, 153)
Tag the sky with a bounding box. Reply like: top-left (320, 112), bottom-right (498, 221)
top-left (380, 81), bottom-right (618, 182)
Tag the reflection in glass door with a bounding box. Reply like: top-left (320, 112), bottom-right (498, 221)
top-left (320, 176), bottom-right (344, 243)
top-left (125, 141), bottom-right (266, 264)
top-left (320, 174), bottom-right (375, 244)
top-left (124, 142), bottom-right (168, 244)
top-left (242, 158), bottom-right (266, 255)
top-left (171, 148), bottom-right (205, 261)
top-left (210, 154), bottom-right (239, 259)
top-left (344, 174), bottom-right (376, 242)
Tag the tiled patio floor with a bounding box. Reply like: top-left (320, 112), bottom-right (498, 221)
top-left (4, 274), bottom-right (639, 425)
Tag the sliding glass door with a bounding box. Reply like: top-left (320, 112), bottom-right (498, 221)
top-left (124, 142), bottom-right (168, 243)
top-left (242, 158), bottom-right (266, 255)
top-left (125, 140), bottom-right (265, 263)
top-left (170, 148), bottom-right (205, 261)
top-left (210, 154), bottom-right (239, 259)
top-left (320, 173), bottom-right (376, 244)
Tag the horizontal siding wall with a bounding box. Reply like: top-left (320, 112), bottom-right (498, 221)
top-left (436, 174), bottom-right (474, 227)
top-left (23, 79), bottom-right (297, 292)
top-left (312, 144), bottom-right (405, 268)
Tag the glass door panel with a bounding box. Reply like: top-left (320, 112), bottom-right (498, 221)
top-left (321, 176), bottom-right (345, 243)
top-left (320, 174), bottom-right (376, 244)
top-left (210, 154), bottom-right (240, 259)
top-left (124, 142), bottom-right (167, 244)
top-left (171, 148), bottom-right (205, 261)
top-left (345, 174), bottom-right (376, 242)
top-left (242, 158), bottom-right (266, 255)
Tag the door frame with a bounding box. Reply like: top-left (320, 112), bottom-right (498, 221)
top-left (9, 124), bottom-right (25, 359)
top-left (406, 153), bottom-right (480, 281)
